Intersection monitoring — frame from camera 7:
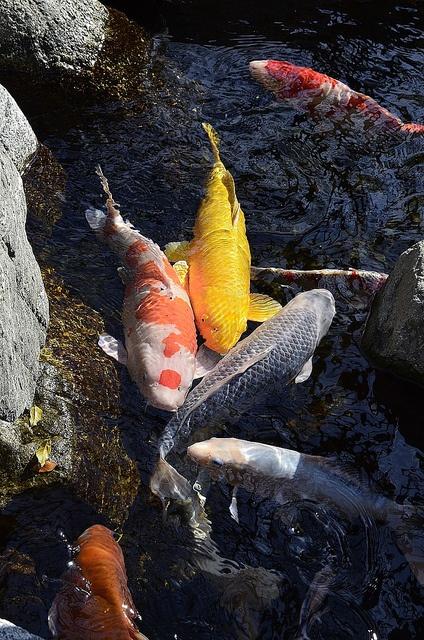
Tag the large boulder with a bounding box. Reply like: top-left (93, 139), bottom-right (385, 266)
top-left (0, 0), bottom-right (108, 77)
top-left (0, 85), bottom-right (48, 423)
top-left (0, 619), bottom-right (42, 639)
top-left (0, 84), bottom-right (37, 171)
top-left (0, 0), bottom-right (151, 100)
top-left (362, 241), bottom-right (424, 386)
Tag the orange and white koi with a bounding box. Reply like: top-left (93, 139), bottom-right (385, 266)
top-left (250, 59), bottom-right (424, 135)
top-left (85, 167), bottom-right (197, 412)
top-left (48, 525), bottom-right (148, 639)
top-left (165, 123), bottom-right (281, 356)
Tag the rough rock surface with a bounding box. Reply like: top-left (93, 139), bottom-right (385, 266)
top-left (362, 241), bottom-right (424, 385)
top-left (0, 84), bottom-right (37, 172)
top-left (0, 619), bottom-right (42, 639)
top-left (0, 0), bottom-right (151, 100)
top-left (0, 420), bottom-right (34, 476)
top-left (0, 0), bottom-right (108, 77)
top-left (0, 86), bottom-right (48, 423)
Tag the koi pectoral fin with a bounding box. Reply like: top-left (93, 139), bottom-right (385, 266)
top-left (164, 240), bottom-right (190, 262)
top-left (229, 486), bottom-right (239, 523)
top-left (173, 260), bottom-right (189, 288)
top-left (248, 293), bottom-right (283, 322)
top-left (98, 333), bottom-right (128, 365)
top-left (294, 357), bottom-right (313, 383)
top-left (194, 344), bottom-right (223, 379)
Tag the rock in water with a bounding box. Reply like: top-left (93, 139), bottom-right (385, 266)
top-left (0, 84), bottom-right (48, 422)
top-left (0, 84), bottom-right (37, 171)
top-left (0, 0), bottom-right (151, 100)
top-left (0, 619), bottom-right (43, 639)
top-left (0, 0), bottom-right (108, 78)
top-left (362, 241), bottom-right (424, 386)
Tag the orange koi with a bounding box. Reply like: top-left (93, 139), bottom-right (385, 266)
top-left (48, 525), bottom-right (148, 639)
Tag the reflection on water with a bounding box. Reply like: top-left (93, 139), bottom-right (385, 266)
top-left (1, 0), bottom-right (423, 638)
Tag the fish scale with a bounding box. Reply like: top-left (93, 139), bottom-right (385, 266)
top-left (158, 290), bottom-right (336, 458)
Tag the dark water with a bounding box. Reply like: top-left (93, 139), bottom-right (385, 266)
top-left (1, 1), bottom-right (424, 638)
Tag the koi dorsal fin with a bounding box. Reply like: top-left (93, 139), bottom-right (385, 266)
top-left (222, 169), bottom-right (241, 226)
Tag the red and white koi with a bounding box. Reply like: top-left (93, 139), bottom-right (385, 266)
top-left (85, 167), bottom-right (198, 412)
top-left (251, 266), bottom-right (388, 306)
top-left (250, 59), bottom-right (424, 135)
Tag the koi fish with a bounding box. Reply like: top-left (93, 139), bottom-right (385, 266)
top-left (251, 266), bottom-right (388, 306)
top-left (48, 525), bottom-right (149, 640)
top-left (188, 437), bottom-right (389, 518)
top-left (150, 290), bottom-right (335, 504)
top-left (188, 437), bottom-right (424, 584)
top-left (249, 59), bottom-right (424, 135)
top-left (85, 167), bottom-right (198, 411)
top-left (165, 123), bottom-right (281, 355)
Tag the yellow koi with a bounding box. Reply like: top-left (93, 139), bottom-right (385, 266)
top-left (166, 123), bottom-right (281, 354)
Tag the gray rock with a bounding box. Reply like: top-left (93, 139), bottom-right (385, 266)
top-left (0, 84), bottom-right (37, 172)
top-left (0, 0), bottom-right (108, 77)
top-left (0, 619), bottom-right (43, 639)
top-left (0, 100), bottom-right (48, 422)
top-left (0, 1), bottom-right (151, 100)
top-left (0, 420), bottom-right (34, 475)
top-left (362, 241), bottom-right (424, 385)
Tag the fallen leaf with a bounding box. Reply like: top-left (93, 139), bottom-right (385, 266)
top-left (30, 405), bottom-right (43, 427)
top-left (38, 460), bottom-right (57, 474)
top-left (36, 440), bottom-right (51, 467)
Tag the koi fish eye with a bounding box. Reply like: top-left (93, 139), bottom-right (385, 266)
top-left (211, 458), bottom-right (224, 467)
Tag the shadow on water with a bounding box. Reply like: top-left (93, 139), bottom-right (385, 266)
top-left (0, 0), bottom-right (423, 638)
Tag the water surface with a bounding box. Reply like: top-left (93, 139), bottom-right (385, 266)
top-left (1, 1), bottom-right (423, 638)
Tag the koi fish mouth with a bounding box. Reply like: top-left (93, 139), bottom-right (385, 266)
top-left (141, 368), bottom-right (190, 412)
top-left (249, 60), bottom-right (282, 93)
top-left (249, 60), bottom-right (268, 79)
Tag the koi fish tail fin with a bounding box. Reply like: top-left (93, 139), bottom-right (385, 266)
top-left (96, 164), bottom-right (123, 223)
top-left (150, 457), bottom-right (192, 502)
top-left (388, 504), bottom-right (424, 586)
top-left (96, 164), bottom-right (113, 197)
top-left (401, 122), bottom-right (424, 135)
top-left (202, 122), bottom-right (222, 163)
top-left (86, 165), bottom-right (125, 242)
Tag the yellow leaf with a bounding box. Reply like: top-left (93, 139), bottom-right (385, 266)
top-left (30, 405), bottom-right (43, 427)
top-left (36, 440), bottom-right (51, 467)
